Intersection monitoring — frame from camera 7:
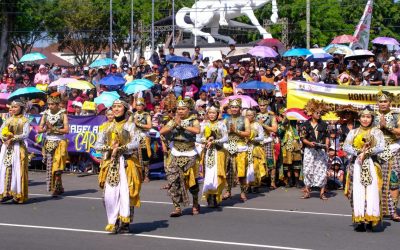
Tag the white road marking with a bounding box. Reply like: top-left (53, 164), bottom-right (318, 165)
top-left (0, 222), bottom-right (313, 250)
top-left (29, 193), bottom-right (351, 217)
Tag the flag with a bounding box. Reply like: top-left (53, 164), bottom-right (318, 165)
top-left (349, 0), bottom-right (374, 50)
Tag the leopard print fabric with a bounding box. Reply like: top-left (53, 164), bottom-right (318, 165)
top-left (360, 159), bottom-right (373, 187)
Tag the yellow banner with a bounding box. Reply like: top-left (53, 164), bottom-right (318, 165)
top-left (287, 80), bottom-right (400, 112)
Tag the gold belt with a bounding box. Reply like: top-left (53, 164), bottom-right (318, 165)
top-left (174, 141), bottom-right (195, 152)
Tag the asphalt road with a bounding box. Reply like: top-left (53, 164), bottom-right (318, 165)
top-left (0, 172), bottom-right (399, 250)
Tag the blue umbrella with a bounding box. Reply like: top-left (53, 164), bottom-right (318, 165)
top-left (169, 65), bottom-right (199, 80)
top-left (237, 81), bottom-right (275, 91)
top-left (166, 55), bottom-right (192, 64)
top-left (19, 52), bottom-right (47, 62)
top-left (94, 91), bottom-right (120, 108)
top-left (125, 79), bottom-right (154, 88)
top-left (283, 48), bottom-right (312, 57)
top-left (123, 84), bottom-right (151, 95)
top-left (306, 52), bottom-right (333, 62)
top-left (89, 58), bottom-right (116, 68)
top-left (100, 74), bottom-right (126, 86)
top-left (8, 87), bottom-right (46, 102)
top-left (200, 82), bottom-right (222, 92)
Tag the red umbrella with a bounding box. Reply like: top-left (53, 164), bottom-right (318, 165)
top-left (256, 38), bottom-right (284, 50)
top-left (331, 35), bottom-right (357, 44)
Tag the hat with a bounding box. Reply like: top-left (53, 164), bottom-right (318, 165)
top-left (368, 63), bottom-right (376, 68)
top-left (388, 56), bottom-right (396, 62)
top-left (276, 92), bottom-right (283, 98)
top-left (259, 68), bottom-right (266, 72)
top-left (97, 103), bottom-right (107, 114)
top-left (47, 92), bottom-right (62, 104)
top-left (39, 64), bottom-right (46, 70)
top-left (136, 97), bottom-right (145, 106)
top-left (377, 90), bottom-right (394, 102)
top-left (7, 64), bottom-right (15, 69)
top-left (304, 98), bottom-right (331, 116)
top-left (72, 101), bottom-right (83, 108)
top-left (228, 98), bottom-right (242, 108)
top-left (329, 145), bottom-right (336, 151)
top-left (327, 59), bottom-right (334, 64)
top-left (177, 97), bottom-right (194, 109)
top-left (82, 101), bottom-right (95, 111)
top-left (228, 41), bottom-right (236, 46)
top-left (111, 64), bottom-right (117, 68)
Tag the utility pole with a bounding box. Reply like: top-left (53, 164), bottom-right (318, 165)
top-left (194, 0), bottom-right (197, 47)
top-left (172, 0), bottom-right (175, 47)
top-left (130, 0), bottom-right (134, 64)
top-left (151, 0), bottom-right (155, 53)
top-left (109, 0), bottom-right (113, 59)
top-left (306, 0), bottom-right (310, 49)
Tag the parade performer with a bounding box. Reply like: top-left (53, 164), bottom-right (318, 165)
top-left (300, 99), bottom-right (330, 200)
top-left (160, 98), bottom-right (201, 217)
top-left (277, 110), bottom-right (302, 188)
top-left (343, 106), bottom-right (384, 232)
top-left (38, 92), bottom-right (69, 197)
top-left (256, 98), bottom-right (278, 188)
top-left (95, 99), bottom-right (141, 233)
top-left (373, 90), bottom-right (400, 221)
top-left (133, 98), bottom-right (152, 183)
top-left (199, 102), bottom-right (228, 207)
top-left (0, 100), bottom-right (29, 203)
top-left (246, 109), bottom-right (266, 192)
top-left (223, 98), bottom-right (250, 201)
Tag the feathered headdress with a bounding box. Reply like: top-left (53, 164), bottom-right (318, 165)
top-left (334, 104), bottom-right (359, 119)
top-left (162, 93), bottom-right (177, 111)
top-left (304, 99), bottom-right (331, 116)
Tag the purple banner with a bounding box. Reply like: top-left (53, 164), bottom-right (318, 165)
top-left (28, 115), bottom-right (106, 160)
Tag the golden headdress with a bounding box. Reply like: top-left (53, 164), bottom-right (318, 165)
top-left (258, 98), bottom-right (269, 106)
top-left (47, 92), bottom-right (61, 104)
top-left (177, 97), bottom-right (194, 109)
top-left (377, 90), bottom-right (394, 102)
top-left (162, 93), bottom-right (177, 111)
top-left (113, 99), bottom-right (129, 109)
top-left (304, 99), bottom-right (331, 116)
top-left (228, 98), bottom-right (242, 108)
top-left (136, 97), bottom-right (145, 106)
top-left (207, 102), bottom-right (220, 113)
top-left (10, 99), bottom-right (26, 108)
top-left (358, 106), bottom-right (374, 117)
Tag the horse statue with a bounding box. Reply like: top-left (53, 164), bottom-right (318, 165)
top-left (176, 0), bottom-right (278, 44)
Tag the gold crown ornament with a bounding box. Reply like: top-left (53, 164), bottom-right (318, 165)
top-left (377, 90), bottom-right (393, 102)
top-left (228, 98), bottom-right (242, 108)
top-left (358, 106), bottom-right (374, 117)
top-left (47, 92), bottom-right (61, 104)
top-left (10, 99), bottom-right (26, 108)
top-left (136, 97), bottom-right (145, 106)
top-left (113, 99), bottom-right (129, 109)
top-left (207, 102), bottom-right (220, 113)
top-left (177, 97), bottom-right (194, 109)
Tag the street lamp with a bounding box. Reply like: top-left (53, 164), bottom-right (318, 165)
top-left (109, 0), bottom-right (113, 59)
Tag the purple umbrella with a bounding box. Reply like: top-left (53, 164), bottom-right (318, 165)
top-left (248, 46), bottom-right (279, 58)
top-left (395, 50), bottom-right (400, 56)
top-left (371, 37), bottom-right (399, 46)
top-left (221, 95), bottom-right (258, 109)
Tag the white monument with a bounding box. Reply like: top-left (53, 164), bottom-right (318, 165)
top-left (175, 0), bottom-right (278, 44)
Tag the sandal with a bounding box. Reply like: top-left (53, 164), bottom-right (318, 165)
top-left (300, 192), bottom-right (310, 199)
top-left (391, 214), bottom-right (400, 222)
top-left (170, 208), bottom-right (182, 218)
top-left (240, 193), bottom-right (248, 202)
top-left (192, 205), bottom-right (200, 215)
top-left (222, 192), bottom-right (231, 200)
top-left (320, 194), bottom-right (328, 200)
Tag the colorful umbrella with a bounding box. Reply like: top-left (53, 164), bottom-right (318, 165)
top-left (283, 48), bottom-right (312, 57)
top-left (255, 38), bottom-right (284, 50)
top-left (123, 84), bottom-right (151, 95)
top-left (125, 79), bottom-right (154, 88)
top-left (166, 55), bottom-right (192, 64)
top-left (8, 87), bottom-right (46, 102)
top-left (306, 52), bottom-right (334, 62)
top-left (324, 44), bottom-right (353, 55)
top-left (89, 58), bottom-right (116, 68)
top-left (100, 74), bottom-right (126, 86)
top-left (226, 48), bottom-right (250, 58)
top-left (67, 80), bottom-right (95, 90)
top-left (330, 35), bottom-right (357, 44)
top-left (248, 46), bottom-right (279, 58)
top-left (94, 91), bottom-right (120, 108)
top-left (200, 82), bottom-right (222, 92)
top-left (344, 49), bottom-right (374, 60)
top-left (49, 77), bottom-right (79, 87)
top-left (371, 37), bottom-right (399, 46)
top-left (221, 95), bottom-right (258, 109)
top-left (169, 64), bottom-right (199, 80)
top-left (237, 81), bottom-right (275, 91)
top-left (19, 52), bottom-right (47, 62)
